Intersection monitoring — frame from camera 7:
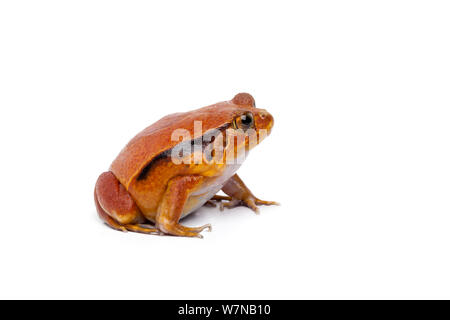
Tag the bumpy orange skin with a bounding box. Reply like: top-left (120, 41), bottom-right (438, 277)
top-left (95, 93), bottom-right (276, 237)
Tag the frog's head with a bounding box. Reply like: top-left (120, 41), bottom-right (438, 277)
top-left (174, 93), bottom-right (274, 165)
top-left (231, 93), bottom-right (274, 137)
top-left (215, 93), bottom-right (274, 164)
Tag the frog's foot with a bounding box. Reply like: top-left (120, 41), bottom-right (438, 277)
top-left (203, 195), bottom-right (233, 207)
top-left (220, 197), bottom-right (279, 214)
top-left (220, 174), bottom-right (279, 214)
top-left (124, 224), bottom-right (161, 235)
top-left (159, 223), bottom-right (212, 239)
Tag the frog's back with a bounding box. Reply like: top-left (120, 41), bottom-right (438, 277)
top-left (110, 101), bottom-right (248, 189)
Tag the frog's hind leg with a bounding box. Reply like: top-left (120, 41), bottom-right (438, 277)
top-left (94, 192), bottom-right (127, 232)
top-left (94, 171), bottom-right (159, 234)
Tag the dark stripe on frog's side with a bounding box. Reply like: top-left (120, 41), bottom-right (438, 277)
top-left (136, 150), bottom-right (171, 181)
top-left (136, 123), bottom-right (231, 181)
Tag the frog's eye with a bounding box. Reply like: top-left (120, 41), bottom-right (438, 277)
top-left (235, 112), bottom-right (254, 130)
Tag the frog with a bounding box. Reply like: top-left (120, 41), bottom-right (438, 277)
top-left (94, 93), bottom-right (277, 238)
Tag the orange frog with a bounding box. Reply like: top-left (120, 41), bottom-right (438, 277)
top-left (94, 93), bottom-right (277, 238)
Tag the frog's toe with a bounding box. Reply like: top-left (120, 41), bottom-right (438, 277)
top-left (220, 198), bottom-right (259, 212)
top-left (255, 199), bottom-right (280, 206)
top-left (245, 198), bottom-right (260, 214)
top-left (220, 197), bottom-right (278, 214)
top-left (158, 223), bottom-right (212, 238)
top-left (124, 224), bottom-right (160, 235)
top-left (211, 195), bottom-right (232, 202)
top-left (193, 226), bottom-right (212, 238)
top-left (190, 223), bottom-right (211, 233)
top-left (203, 200), bottom-right (217, 207)
top-left (219, 199), bottom-right (241, 211)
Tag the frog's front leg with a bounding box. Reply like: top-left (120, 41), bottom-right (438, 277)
top-left (156, 175), bottom-right (212, 238)
top-left (219, 174), bottom-right (279, 214)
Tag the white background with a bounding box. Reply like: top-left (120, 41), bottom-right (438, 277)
top-left (1, 1), bottom-right (449, 299)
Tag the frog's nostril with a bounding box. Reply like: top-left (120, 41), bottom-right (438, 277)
top-left (260, 111), bottom-right (268, 120)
